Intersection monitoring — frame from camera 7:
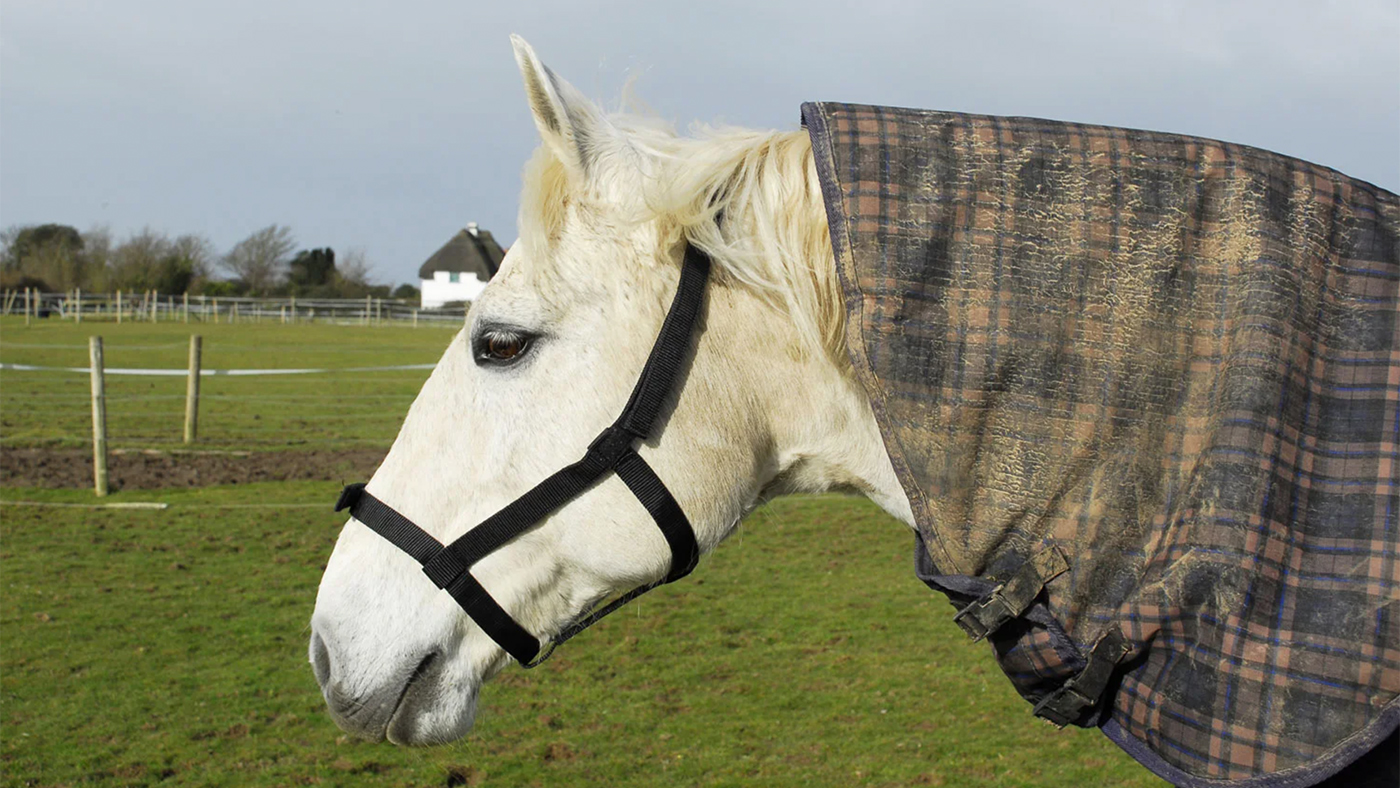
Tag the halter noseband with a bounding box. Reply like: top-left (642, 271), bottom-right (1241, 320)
top-left (334, 245), bottom-right (711, 667)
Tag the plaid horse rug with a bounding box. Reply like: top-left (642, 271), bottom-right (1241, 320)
top-left (803, 102), bottom-right (1399, 786)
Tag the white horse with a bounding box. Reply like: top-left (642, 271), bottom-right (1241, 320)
top-left (310, 35), bottom-right (912, 745)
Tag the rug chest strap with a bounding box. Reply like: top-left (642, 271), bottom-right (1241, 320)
top-left (1032, 627), bottom-right (1129, 728)
top-left (953, 546), bottom-right (1068, 641)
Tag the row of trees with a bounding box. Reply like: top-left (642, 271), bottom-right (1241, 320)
top-left (0, 223), bottom-right (413, 299)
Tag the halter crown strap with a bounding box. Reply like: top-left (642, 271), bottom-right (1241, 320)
top-left (335, 245), bottom-right (710, 666)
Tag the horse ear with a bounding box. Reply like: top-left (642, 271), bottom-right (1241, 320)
top-left (510, 35), bottom-right (604, 181)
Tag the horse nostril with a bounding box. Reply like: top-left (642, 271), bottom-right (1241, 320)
top-left (310, 631), bottom-right (333, 689)
top-left (407, 650), bottom-right (438, 690)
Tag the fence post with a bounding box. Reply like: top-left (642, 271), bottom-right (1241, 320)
top-left (363, 294), bottom-right (371, 327)
top-left (213, 299), bottom-right (219, 324)
top-left (232, 302), bottom-right (239, 323)
top-left (412, 308), bottom-right (418, 328)
top-left (75, 289), bottom-right (82, 323)
top-left (89, 336), bottom-right (109, 497)
top-left (183, 292), bottom-right (189, 323)
top-left (290, 296), bottom-right (296, 325)
top-left (280, 305), bottom-right (286, 324)
top-left (184, 335), bottom-right (202, 444)
top-left (24, 288), bottom-right (31, 327)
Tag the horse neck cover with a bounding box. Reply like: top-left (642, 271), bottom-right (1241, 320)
top-left (804, 102), bottom-right (1398, 787)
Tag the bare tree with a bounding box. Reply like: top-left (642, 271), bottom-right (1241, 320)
top-left (0, 226), bottom-right (21, 272)
top-left (109, 228), bottom-right (172, 289)
top-left (171, 234), bottom-right (216, 281)
top-left (336, 247), bottom-right (374, 288)
top-left (223, 224), bottom-right (295, 294)
top-left (81, 226), bottom-right (114, 289)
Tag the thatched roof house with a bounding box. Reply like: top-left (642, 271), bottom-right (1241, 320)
top-left (418, 223), bottom-right (505, 308)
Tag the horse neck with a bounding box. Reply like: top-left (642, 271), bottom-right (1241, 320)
top-left (759, 357), bottom-right (916, 527)
top-left (724, 143), bottom-right (914, 529)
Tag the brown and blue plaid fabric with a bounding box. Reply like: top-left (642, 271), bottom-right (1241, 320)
top-left (804, 102), bottom-right (1399, 786)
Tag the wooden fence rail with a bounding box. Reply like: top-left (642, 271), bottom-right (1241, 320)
top-left (0, 291), bottom-right (470, 326)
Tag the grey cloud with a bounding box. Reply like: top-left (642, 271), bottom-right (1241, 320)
top-left (2, 0), bottom-right (1395, 287)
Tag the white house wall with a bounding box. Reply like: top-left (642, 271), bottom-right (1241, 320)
top-left (421, 272), bottom-right (489, 309)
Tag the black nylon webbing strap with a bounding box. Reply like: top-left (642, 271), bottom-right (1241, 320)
top-left (443, 572), bottom-right (541, 664)
top-left (336, 484), bottom-right (544, 664)
top-left (617, 249), bottom-right (711, 439)
top-left (333, 244), bottom-right (710, 667)
top-left (952, 545), bottom-right (1069, 641)
top-left (420, 457), bottom-right (611, 588)
top-left (1032, 627), bottom-right (1129, 728)
top-left (614, 448), bottom-right (698, 583)
top-left (335, 482), bottom-right (441, 564)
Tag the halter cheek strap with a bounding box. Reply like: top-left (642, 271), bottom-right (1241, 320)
top-left (334, 245), bottom-right (711, 666)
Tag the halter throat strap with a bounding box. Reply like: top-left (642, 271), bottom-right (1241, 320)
top-left (335, 245), bottom-right (711, 666)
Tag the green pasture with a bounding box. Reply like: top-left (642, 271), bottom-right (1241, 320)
top-left (0, 317), bottom-right (458, 451)
top-left (0, 484), bottom-right (1162, 787)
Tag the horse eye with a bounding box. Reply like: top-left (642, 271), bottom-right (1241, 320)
top-left (489, 334), bottom-right (524, 359)
top-left (474, 330), bottom-right (533, 366)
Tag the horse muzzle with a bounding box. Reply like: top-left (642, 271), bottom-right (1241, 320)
top-left (309, 629), bottom-right (477, 745)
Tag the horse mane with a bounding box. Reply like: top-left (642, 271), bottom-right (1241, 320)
top-left (519, 114), bottom-right (845, 363)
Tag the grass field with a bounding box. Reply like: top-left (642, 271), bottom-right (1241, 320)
top-left (2, 316), bottom-right (1162, 786)
top-left (0, 317), bottom-right (456, 451)
top-left (1, 484), bottom-right (1162, 787)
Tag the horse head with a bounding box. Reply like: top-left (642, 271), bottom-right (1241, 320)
top-left (309, 35), bottom-right (912, 745)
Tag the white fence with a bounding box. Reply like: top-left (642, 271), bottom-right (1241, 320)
top-left (0, 289), bottom-right (469, 327)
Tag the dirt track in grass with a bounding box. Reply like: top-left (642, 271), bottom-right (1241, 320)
top-left (0, 448), bottom-right (386, 489)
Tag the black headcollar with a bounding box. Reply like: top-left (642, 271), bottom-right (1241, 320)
top-left (335, 244), bottom-right (711, 666)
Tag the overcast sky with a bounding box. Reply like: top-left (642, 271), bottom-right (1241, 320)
top-left (2, 1), bottom-right (1396, 288)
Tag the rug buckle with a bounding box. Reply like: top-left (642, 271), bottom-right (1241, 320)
top-left (953, 586), bottom-right (1012, 642)
top-left (951, 546), bottom-right (1069, 642)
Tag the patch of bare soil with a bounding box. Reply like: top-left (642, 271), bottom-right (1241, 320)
top-left (0, 448), bottom-right (387, 490)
